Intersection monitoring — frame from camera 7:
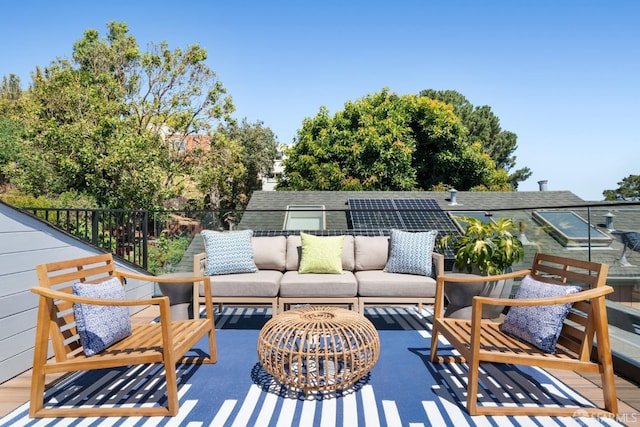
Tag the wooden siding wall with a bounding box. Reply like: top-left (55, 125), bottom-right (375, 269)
top-left (0, 203), bottom-right (155, 384)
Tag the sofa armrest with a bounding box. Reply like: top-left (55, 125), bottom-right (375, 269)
top-left (194, 252), bottom-right (207, 276)
top-left (432, 252), bottom-right (445, 277)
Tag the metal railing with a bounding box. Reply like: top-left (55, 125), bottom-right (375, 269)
top-left (26, 208), bottom-right (149, 269)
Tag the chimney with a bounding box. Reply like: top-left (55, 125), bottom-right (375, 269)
top-left (538, 180), bottom-right (548, 191)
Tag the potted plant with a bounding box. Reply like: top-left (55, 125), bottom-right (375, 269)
top-left (437, 216), bottom-right (525, 319)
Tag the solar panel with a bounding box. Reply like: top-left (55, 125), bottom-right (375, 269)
top-left (348, 198), bottom-right (459, 233)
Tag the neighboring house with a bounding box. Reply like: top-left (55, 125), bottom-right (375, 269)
top-left (0, 201), bottom-right (156, 384)
top-left (261, 143), bottom-right (287, 191)
top-left (168, 134), bottom-right (211, 155)
top-left (239, 190), bottom-right (640, 304)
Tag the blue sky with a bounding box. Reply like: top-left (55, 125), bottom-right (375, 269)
top-left (2, 1), bottom-right (638, 200)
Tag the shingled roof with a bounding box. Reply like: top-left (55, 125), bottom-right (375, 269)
top-left (239, 190), bottom-right (587, 230)
top-left (239, 190), bottom-right (640, 281)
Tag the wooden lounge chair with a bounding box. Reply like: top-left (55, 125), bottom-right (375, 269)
top-left (29, 253), bottom-right (217, 418)
top-left (430, 253), bottom-right (618, 417)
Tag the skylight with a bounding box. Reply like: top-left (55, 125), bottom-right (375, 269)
top-left (532, 210), bottom-right (612, 247)
top-left (448, 211), bottom-right (495, 231)
top-left (283, 205), bottom-right (325, 230)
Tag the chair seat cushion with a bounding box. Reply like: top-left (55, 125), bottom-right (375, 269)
top-left (73, 277), bottom-right (132, 356)
top-left (500, 274), bottom-right (581, 353)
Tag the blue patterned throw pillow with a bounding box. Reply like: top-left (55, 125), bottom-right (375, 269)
top-left (384, 229), bottom-right (438, 277)
top-left (202, 229), bottom-right (257, 275)
top-left (73, 277), bottom-right (132, 356)
top-left (500, 274), bottom-right (581, 353)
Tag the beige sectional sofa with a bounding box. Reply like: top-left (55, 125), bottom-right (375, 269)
top-left (193, 234), bottom-right (444, 315)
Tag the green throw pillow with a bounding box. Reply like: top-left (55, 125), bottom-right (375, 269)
top-left (298, 233), bottom-right (345, 274)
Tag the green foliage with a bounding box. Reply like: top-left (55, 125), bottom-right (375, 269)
top-left (438, 217), bottom-right (524, 275)
top-left (2, 21), bottom-right (239, 210)
top-left (0, 118), bottom-right (24, 184)
top-left (1, 189), bottom-right (97, 209)
top-left (603, 174), bottom-right (640, 201)
top-left (0, 191), bottom-right (55, 210)
top-left (195, 118), bottom-right (278, 215)
top-left (278, 88), bottom-right (510, 191)
top-left (57, 190), bottom-right (99, 208)
top-left (420, 89), bottom-right (531, 189)
top-left (147, 231), bottom-right (192, 274)
top-left (0, 74), bottom-right (22, 102)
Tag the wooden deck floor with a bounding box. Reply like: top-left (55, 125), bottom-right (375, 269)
top-left (2, 307), bottom-right (638, 424)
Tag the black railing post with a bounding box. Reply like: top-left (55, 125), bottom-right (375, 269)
top-left (142, 210), bottom-right (148, 270)
top-left (587, 207), bottom-right (592, 262)
top-left (91, 210), bottom-right (99, 246)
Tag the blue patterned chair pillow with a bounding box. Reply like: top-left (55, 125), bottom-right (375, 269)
top-left (500, 274), bottom-right (581, 353)
top-left (384, 229), bottom-right (438, 277)
top-left (202, 229), bottom-right (257, 275)
top-left (73, 277), bottom-right (132, 356)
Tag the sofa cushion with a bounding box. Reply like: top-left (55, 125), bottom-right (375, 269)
top-left (298, 233), bottom-right (344, 274)
top-left (500, 274), bottom-right (582, 353)
top-left (72, 277), bottom-right (132, 356)
top-left (385, 229), bottom-right (437, 277)
top-left (286, 235), bottom-right (355, 272)
top-left (355, 270), bottom-right (436, 297)
top-left (355, 236), bottom-right (389, 271)
top-left (202, 230), bottom-right (257, 275)
top-left (252, 236), bottom-right (286, 271)
top-left (341, 235), bottom-right (355, 271)
top-left (280, 271), bottom-right (358, 297)
top-left (202, 270), bottom-right (282, 297)
top-left (285, 235), bottom-right (301, 271)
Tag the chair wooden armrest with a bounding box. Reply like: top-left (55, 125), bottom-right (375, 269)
top-left (29, 253), bottom-right (217, 419)
top-left (429, 253), bottom-right (618, 417)
top-left (116, 269), bottom-right (206, 285)
top-left (31, 286), bottom-right (164, 307)
top-left (471, 285), bottom-right (614, 309)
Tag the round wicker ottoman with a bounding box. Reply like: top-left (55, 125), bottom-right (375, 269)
top-left (257, 306), bottom-right (380, 393)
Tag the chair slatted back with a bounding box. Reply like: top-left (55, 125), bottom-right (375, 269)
top-left (528, 253), bottom-right (609, 360)
top-left (35, 253), bottom-right (119, 361)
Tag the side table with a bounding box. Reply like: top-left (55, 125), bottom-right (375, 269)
top-left (257, 306), bottom-right (380, 393)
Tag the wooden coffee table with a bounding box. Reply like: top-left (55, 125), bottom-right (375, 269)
top-left (257, 306), bottom-right (380, 393)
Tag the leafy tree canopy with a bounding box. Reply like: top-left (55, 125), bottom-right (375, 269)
top-left (0, 21), bottom-right (279, 211)
top-left (277, 88), bottom-right (511, 191)
top-left (420, 89), bottom-right (531, 189)
top-left (603, 174), bottom-right (640, 201)
top-left (196, 118), bottom-right (278, 213)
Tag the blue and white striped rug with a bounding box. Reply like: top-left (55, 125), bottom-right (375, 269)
top-left (1, 307), bottom-right (624, 426)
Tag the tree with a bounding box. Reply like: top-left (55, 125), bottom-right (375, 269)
top-left (0, 74), bottom-right (22, 103)
top-left (277, 88), bottom-right (510, 191)
top-left (0, 118), bottom-right (24, 185)
top-left (7, 21), bottom-right (234, 209)
top-left (196, 118), bottom-right (278, 212)
top-left (603, 175), bottom-right (640, 201)
top-left (420, 89), bottom-right (531, 189)
top-left (196, 131), bottom-right (245, 212)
